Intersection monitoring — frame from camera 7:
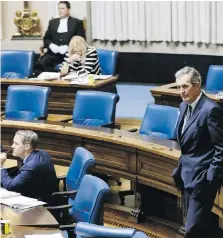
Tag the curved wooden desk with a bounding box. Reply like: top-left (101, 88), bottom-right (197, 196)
top-left (151, 83), bottom-right (223, 108)
top-left (1, 120), bottom-right (222, 221)
top-left (0, 77), bottom-right (118, 115)
top-left (1, 205), bottom-right (58, 227)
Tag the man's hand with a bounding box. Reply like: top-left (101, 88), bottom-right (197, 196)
top-left (70, 54), bottom-right (82, 62)
top-left (58, 45), bottom-right (68, 55)
top-left (49, 43), bottom-right (59, 54)
top-left (0, 152), bottom-right (7, 166)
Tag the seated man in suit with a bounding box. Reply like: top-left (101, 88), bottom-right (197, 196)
top-left (35, 1), bottom-right (85, 74)
top-left (172, 66), bottom-right (223, 238)
top-left (0, 130), bottom-right (59, 204)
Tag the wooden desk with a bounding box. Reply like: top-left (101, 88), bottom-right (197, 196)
top-left (3, 226), bottom-right (64, 238)
top-left (1, 119), bottom-right (222, 222)
top-left (0, 76), bottom-right (118, 115)
top-left (1, 205), bottom-right (58, 227)
top-left (151, 83), bottom-right (223, 108)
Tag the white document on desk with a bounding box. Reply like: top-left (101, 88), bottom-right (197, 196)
top-left (61, 72), bottom-right (79, 81)
top-left (62, 73), bottom-right (88, 84)
top-left (36, 72), bottom-right (60, 80)
top-left (94, 75), bottom-right (112, 80)
top-left (25, 233), bottom-right (64, 238)
top-left (67, 75), bottom-right (89, 85)
top-left (63, 74), bottom-right (112, 84)
top-left (0, 193), bottom-right (46, 210)
top-left (0, 187), bottom-right (20, 199)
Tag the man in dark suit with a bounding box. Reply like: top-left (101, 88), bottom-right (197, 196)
top-left (0, 130), bottom-right (59, 204)
top-left (35, 1), bottom-right (85, 73)
top-left (173, 67), bottom-right (223, 238)
top-left (172, 66), bottom-right (223, 238)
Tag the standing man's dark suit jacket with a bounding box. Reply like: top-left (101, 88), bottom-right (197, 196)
top-left (173, 93), bottom-right (223, 198)
top-left (43, 16), bottom-right (85, 53)
top-left (1, 150), bottom-right (59, 203)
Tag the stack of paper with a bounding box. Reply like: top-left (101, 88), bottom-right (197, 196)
top-left (37, 72), bottom-right (60, 81)
top-left (62, 73), bottom-right (88, 84)
top-left (94, 75), bottom-right (112, 80)
top-left (62, 74), bottom-right (112, 84)
top-left (0, 187), bottom-right (20, 199)
top-left (0, 188), bottom-right (46, 210)
top-left (25, 233), bottom-right (64, 238)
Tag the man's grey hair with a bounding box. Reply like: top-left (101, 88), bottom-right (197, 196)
top-left (15, 130), bottom-right (38, 149)
top-left (175, 66), bottom-right (202, 85)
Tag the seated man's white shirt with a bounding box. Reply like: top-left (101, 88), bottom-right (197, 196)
top-left (57, 18), bottom-right (68, 33)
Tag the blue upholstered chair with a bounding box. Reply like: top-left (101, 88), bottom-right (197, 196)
top-left (74, 222), bottom-right (149, 238)
top-left (205, 65), bottom-right (223, 93)
top-left (72, 91), bottom-right (119, 127)
top-left (139, 104), bottom-right (180, 140)
top-left (97, 49), bottom-right (118, 75)
top-left (5, 85), bottom-right (51, 120)
top-left (54, 147), bottom-right (96, 214)
top-left (48, 175), bottom-right (110, 234)
top-left (0, 50), bottom-right (34, 78)
top-left (5, 111), bottom-right (35, 121)
top-left (70, 175), bottom-right (110, 224)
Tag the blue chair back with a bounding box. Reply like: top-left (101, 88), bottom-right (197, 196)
top-left (5, 111), bottom-right (36, 121)
top-left (139, 104), bottom-right (180, 139)
top-left (72, 175), bottom-right (110, 224)
top-left (73, 91), bottom-right (119, 127)
top-left (1, 50), bottom-right (34, 78)
top-left (5, 85), bottom-right (51, 119)
top-left (97, 49), bottom-right (118, 75)
top-left (205, 65), bottom-right (223, 93)
top-left (66, 147), bottom-right (95, 191)
top-left (75, 222), bottom-right (149, 238)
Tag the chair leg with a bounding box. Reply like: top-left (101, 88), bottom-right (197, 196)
top-left (119, 181), bottom-right (135, 205)
top-left (119, 190), bottom-right (134, 205)
top-left (116, 179), bottom-right (122, 186)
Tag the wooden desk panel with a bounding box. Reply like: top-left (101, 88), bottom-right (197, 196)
top-left (0, 77), bottom-right (118, 115)
top-left (137, 149), bottom-right (178, 196)
top-left (1, 120), bottom-right (222, 220)
top-left (151, 83), bottom-right (223, 108)
top-left (83, 138), bottom-right (137, 181)
top-left (1, 205), bottom-right (58, 227)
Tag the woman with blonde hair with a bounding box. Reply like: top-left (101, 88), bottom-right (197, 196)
top-left (60, 36), bottom-right (101, 76)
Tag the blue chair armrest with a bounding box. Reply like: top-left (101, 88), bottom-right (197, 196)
top-left (52, 190), bottom-right (78, 200)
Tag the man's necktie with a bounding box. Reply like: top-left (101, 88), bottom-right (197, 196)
top-left (182, 105), bottom-right (192, 133)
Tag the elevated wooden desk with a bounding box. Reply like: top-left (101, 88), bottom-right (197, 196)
top-left (1, 205), bottom-right (58, 227)
top-left (0, 76), bottom-right (118, 115)
top-left (1, 120), bottom-right (223, 223)
top-left (151, 83), bottom-right (223, 108)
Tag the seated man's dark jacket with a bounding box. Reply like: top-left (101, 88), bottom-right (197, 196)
top-left (1, 150), bottom-right (59, 203)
